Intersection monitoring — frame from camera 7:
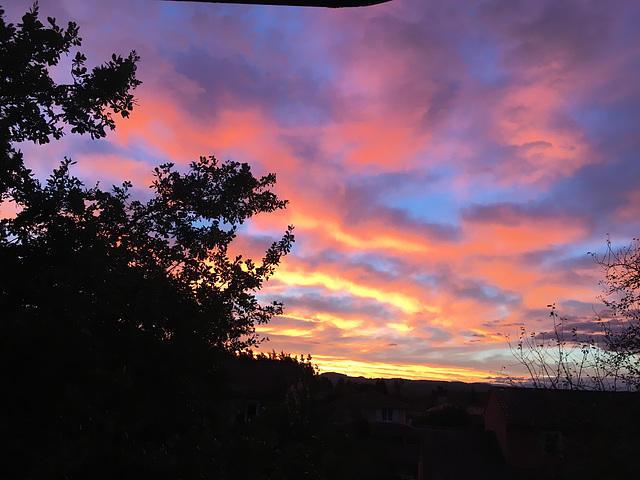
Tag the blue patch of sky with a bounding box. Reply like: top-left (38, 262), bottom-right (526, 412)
top-left (257, 10), bottom-right (336, 85)
top-left (318, 248), bottom-right (349, 264)
top-left (253, 15), bottom-right (336, 128)
top-left (157, 1), bottom-right (246, 24)
top-left (82, 137), bottom-right (161, 164)
top-left (459, 144), bottom-right (544, 202)
top-left (388, 193), bottom-right (458, 225)
top-left (562, 299), bottom-right (598, 311)
top-left (469, 183), bottom-right (541, 206)
top-left (457, 36), bottom-right (509, 87)
top-left (244, 6), bottom-right (303, 36)
top-left (562, 240), bottom-right (604, 263)
top-left (271, 91), bottom-right (333, 128)
top-left (158, 2), bottom-right (183, 19)
top-left (265, 285), bottom-right (327, 298)
top-left (350, 252), bottom-right (400, 277)
top-left (383, 167), bottom-right (539, 226)
top-left (158, 5), bottom-right (334, 127)
top-left (568, 100), bottom-right (639, 145)
top-left (480, 285), bottom-right (519, 304)
top-left (414, 273), bottom-right (439, 290)
top-left (156, 3), bottom-right (264, 53)
top-left (465, 346), bottom-right (511, 363)
top-left (381, 165), bottom-right (460, 224)
top-left (236, 221), bottom-right (287, 243)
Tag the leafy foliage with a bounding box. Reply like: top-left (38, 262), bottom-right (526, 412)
top-left (505, 237), bottom-right (640, 391)
top-left (0, 4), bottom-right (303, 478)
top-left (592, 237), bottom-right (640, 356)
top-left (0, 2), bottom-right (141, 197)
top-left (0, 1), bottom-right (293, 354)
top-left (506, 305), bottom-right (625, 390)
top-left (1, 156), bottom-right (294, 351)
top-left (0, 2), bottom-right (140, 145)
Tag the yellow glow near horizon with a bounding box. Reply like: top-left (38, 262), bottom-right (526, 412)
top-left (312, 355), bottom-right (496, 383)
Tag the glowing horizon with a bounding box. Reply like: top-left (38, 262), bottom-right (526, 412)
top-left (310, 355), bottom-right (501, 383)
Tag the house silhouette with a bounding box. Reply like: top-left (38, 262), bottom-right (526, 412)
top-left (484, 387), bottom-right (640, 479)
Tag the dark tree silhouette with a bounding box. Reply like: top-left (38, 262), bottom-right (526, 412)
top-left (505, 239), bottom-right (640, 391)
top-left (592, 237), bottom-right (640, 357)
top-left (0, 1), bottom-right (294, 358)
top-left (0, 3), bottom-right (141, 196)
top-left (2, 156), bottom-right (294, 350)
top-left (0, 4), bottom-right (296, 477)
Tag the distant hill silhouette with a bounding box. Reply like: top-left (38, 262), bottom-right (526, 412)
top-left (320, 372), bottom-right (492, 395)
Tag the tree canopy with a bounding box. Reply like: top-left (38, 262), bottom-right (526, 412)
top-left (1, 0), bottom-right (293, 359)
top-left (1, 4), bottom-right (298, 477)
top-left (0, 3), bottom-right (141, 197)
top-left (1, 156), bottom-right (294, 351)
top-left (593, 237), bottom-right (640, 358)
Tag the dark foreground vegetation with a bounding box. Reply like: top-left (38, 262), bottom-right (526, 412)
top-left (505, 239), bottom-right (640, 391)
top-left (0, 4), bottom-right (302, 478)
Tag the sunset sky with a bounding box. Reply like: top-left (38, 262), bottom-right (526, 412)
top-left (6, 0), bottom-right (640, 382)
